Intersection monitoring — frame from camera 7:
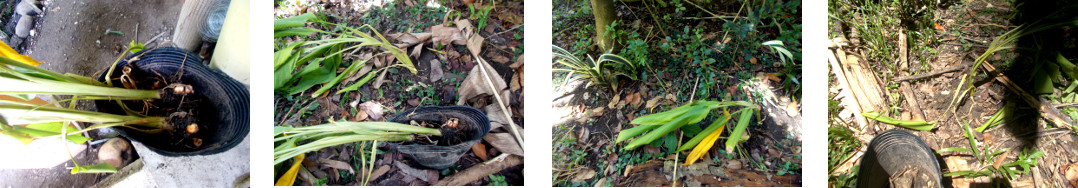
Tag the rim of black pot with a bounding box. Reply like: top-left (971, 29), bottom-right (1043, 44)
top-left (94, 47), bottom-right (249, 156)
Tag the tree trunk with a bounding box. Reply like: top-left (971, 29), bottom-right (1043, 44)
top-left (591, 0), bottom-right (617, 52)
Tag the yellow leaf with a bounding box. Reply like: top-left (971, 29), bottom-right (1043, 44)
top-left (0, 40), bottom-right (40, 66)
top-left (275, 154), bottom-right (305, 186)
top-left (683, 108), bottom-right (731, 166)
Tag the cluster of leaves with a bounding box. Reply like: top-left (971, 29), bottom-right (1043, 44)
top-left (274, 13), bottom-right (415, 97)
top-left (468, 0), bottom-right (495, 31)
top-left (615, 100), bottom-right (757, 166)
top-left (0, 42), bottom-right (166, 174)
top-left (552, 45), bottom-right (639, 92)
top-left (487, 174), bottom-right (508, 186)
top-left (356, 2), bottom-right (447, 33)
top-left (936, 121), bottom-right (1044, 179)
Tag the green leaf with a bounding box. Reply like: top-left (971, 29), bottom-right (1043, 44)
top-left (724, 108), bottom-right (755, 153)
top-left (678, 113), bottom-right (731, 152)
top-left (127, 41), bottom-right (145, 53)
top-left (663, 134), bottom-right (677, 154)
top-left (936, 147), bottom-right (973, 154)
top-left (18, 122), bottom-right (90, 144)
top-left (337, 69), bottom-right (380, 94)
top-left (861, 111), bottom-right (936, 131)
top-left (274, 13), bottom-right (317, 31)
top-left (71, 163), bottom-right (117, 174)
top-left (275, 27), bottom-right (321, 38)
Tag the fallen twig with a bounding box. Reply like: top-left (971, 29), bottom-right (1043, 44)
top-left (434, 153), bottom-right (523, 186)
top-left (897, 32), bottom-right (926, 121)
top-left (891, 64), bottom-right (968, 83)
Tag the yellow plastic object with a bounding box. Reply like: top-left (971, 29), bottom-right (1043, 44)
top-left (209, 0), bottom-right (250, 85)
top-left (0, 40), bottom-right (40, 66)
top-left (275, 153), bottom-right (304, 186)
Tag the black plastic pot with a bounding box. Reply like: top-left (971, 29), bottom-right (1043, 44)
top-left (94, 47), bottom-right (249, 156)
top-left (385, 105), bottom-right (490, 169)
top-left (856, 129), bottom-right (942, 188)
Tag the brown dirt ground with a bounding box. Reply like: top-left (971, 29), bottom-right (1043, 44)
top-left (830, 0), bottom-right (1078, 187)
top-left (272, 0), bottom-right (524, 185)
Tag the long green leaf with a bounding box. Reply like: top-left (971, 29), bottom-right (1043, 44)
top-left (862, 111), bottom-right (936, 131)
top-left (274, 13), bottom-right (317, 31)
top-left (677, 111), bottom-right (731, 152)
top-left (724, 107), bottom-right (756, 153)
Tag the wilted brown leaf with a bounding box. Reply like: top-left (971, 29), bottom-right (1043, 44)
top-left (372, 68), bottom-right (389, 89)
top-left (430, 59), bottom-right (444, 82)
top-left (645, 97), bottom-right (662, 109)
top-left (472, 142), bottom-right (489, 161)
top-left (467, 33), bottom-right (485, 57)
top-left (1063, 163), bottom-right (1078, 186)
top-left (431, 25), bottom-right (466, 46)
top-left (572, 169), bottom-right (596, 183)
top-left (491, 55), bottom-right (510, 64)
top-left (456, 59), bottom-right (506, 105)
top-left (319, 158), bottom-right (354, 174)
top-left (359, 101), bottom-right (384, 121)
top-left (483, 133), bottom-right (524, 156)
top-left (484, 103), bottom-right (508, 131)
top-left (395, 161), bottom-right (436, 183)
top-left (608, 94), bottom-right (621, 109)
top-left (765, 73), bottom-right (781, 82)
top-left (590, 107), bottom-right (605, 117)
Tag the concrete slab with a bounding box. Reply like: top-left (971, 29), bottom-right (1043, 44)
top-left (132, 134), bottom-right (250, 188)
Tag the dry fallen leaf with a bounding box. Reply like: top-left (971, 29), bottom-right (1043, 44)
top-left (319, 158), bottom-right (354, 174)
top-left (590, 107), bottom-right (605, 117)
top-left (466, 33), bottom-right (485, 57)
top-left (408, 98), bottom-right (421, 107)
top-left (491, 55), bottom-right (510, 64)
top-left (483, 133), bottom-right (524, 156)
top-left (645, 96), bottom-right (662, 109)
top-left (410, 43), bottom-right (424, 58)
top-left (785, 101), bottom-right (799, 117)
top-left (354, 107), bottom-right (368, 121)
top-left (626, 93), bottom-right (642, 108)
top-left (431, 25), bottom-right (466, 46)
top-left (429, 59), bottom-right (444, 82)
top-left (765, 73), bottom-right (782, 82)
top-left (372, 68), bottom-right (389, 89)
top-left (484, 103), bottom-right (508, 131)
top-left (509, 72), bottom-right (521, 92)
top-left (1063, 163), bottom-right (1078, 186)
top-left (472, 142), bottom-right (489, 161)
top-left (456, 58), bottom-right (506, 105)
top-left (395, 161), bottom-right (435, 183)
top-left (572, 169), bottom-right (596, 183)
top-left (359, 101), bottom-right (384, 120)
top-left (608, 94), bottom-right (621, 109)
top-left (369, 165), bottom-right (391, 182)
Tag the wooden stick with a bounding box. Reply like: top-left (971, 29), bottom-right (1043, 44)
top-left (897, 32), bottom-right (926, 121)
top-left (434, 154), bottom-right (523, 186)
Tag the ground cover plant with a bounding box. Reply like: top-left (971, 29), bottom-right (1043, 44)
top-left (274, 0), bottom-right (523, 186)
top-left (552, 0), bottom-right (802, 186)
top-left (828, 0), bottom-right (1078, 186)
